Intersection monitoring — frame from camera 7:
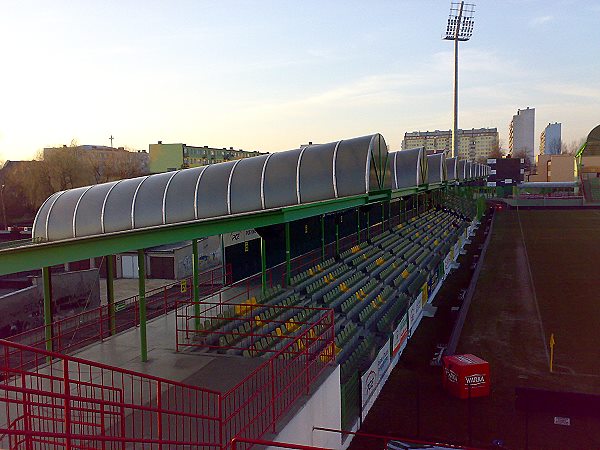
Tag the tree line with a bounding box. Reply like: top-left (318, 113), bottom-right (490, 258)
top-left (0, 144), bottom-right (148, 227)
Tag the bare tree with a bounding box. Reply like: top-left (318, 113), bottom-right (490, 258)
top-left (562, 138), bottom-right (586, 155)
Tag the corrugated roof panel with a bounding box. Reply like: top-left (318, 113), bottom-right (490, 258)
top-left (229, 154), bottom-right (268, 215)
top-left (446, 157), bottom-right (458, 181)
top-left (426, 153), bottom-right (446, 184)
top-left (388, 147), bottom-right (426, 189)
top-left (32, 133), bottom-right (393, 242)
top-left (74, 182), bottom-right (116, 238)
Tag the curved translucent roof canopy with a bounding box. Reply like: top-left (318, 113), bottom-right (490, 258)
top-left (33, 134), bottom-right (390, 242)
top-left (446, 157), bottom-right (458, 181)
top-left (457, 160), bottom-right (467, 181)
top-left (426, 153), bottom-right (446, 184)
top-left (584, 124), bottom-right (600, 156)
top-left (388, 147), bottom-right (427, 189)
top-left (466, 161), bottom-right (473, 179)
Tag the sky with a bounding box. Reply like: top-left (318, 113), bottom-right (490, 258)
top-left (0, 0), bottom-right (599, 161)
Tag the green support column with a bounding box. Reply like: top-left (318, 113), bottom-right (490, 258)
top-left (137, 249), bottom-right (148, 362)
top-left (320, 215), bottom-right (325, 262)
top-left (106, 255), bottom-right (116, 335)
top-left (260, 237), bottom-right (267, 296)
top-left (42, 267), bottom-right (53, 354)
top-left (335, 220), bottom-right (340, 257)
top-left (285, 223), bottom-right (291, 286)
top-left (416, 194), bottom-right (420, 215)
top-left (356, 209), bottom-right (361, 244)
top-left (192, 239), bottom-right (201, 331)
top-left (220, 234), bottom-right (227, 285)
top-left (381, 202), bottom-right (385, 232)
top-left (366, 211), bottom-right (370, 240)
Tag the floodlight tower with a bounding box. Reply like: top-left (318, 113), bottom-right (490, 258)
top-left (444, 1), bottom-right (475, 159)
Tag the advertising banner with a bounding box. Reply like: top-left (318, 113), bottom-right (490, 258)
top-left (391, 315), bottom-right (408, 358)
top-left (408, 293), bottom-right (423, 336)
top-left (223, 229), bottom-right (259, 247)
top-left (453, 242), bottom-right (460, 261)
top-left (361, 338), bottom-right (391, 420)
top-left (443, 251), bottom-right (453, 274)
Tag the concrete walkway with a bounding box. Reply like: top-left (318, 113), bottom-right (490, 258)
top-left (98, 278), bottom-right (174, 305)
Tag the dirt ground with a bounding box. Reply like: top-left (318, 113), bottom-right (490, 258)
top-left (351, 208), bottom-right (600, 450)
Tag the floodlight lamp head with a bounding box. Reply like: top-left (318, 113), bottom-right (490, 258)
top-left (443, 2), bottom-right (476, 41)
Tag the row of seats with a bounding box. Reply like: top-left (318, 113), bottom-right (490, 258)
top-left (340, 335), bottom-right (375, 381)
top-left (322, 272), bottom-right (364, 306)
top-left (243, 306), bottom-right (319, 358)
top-left (340, 279), bottom-right (379, 315)
top-left (334, 321), bottom-right (359, 354)
top-left (376, 293), bottom-right (409, 334)
top-left (340, 242), bottom-right (369, 260)
top-left (305, 264), bottom-right (349, 295)
top-left (348, 246), bottom-right (380, 267)
top-left (217, 293), bottom-right (304, 350)
top-left (289, 258), bottom-right (336, 286)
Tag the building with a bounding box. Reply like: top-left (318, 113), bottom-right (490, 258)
top-left (401, 128), bottom-right (499, 161)
top-left (509, 107), bottom-right (535, 163)
top-left (540, 122), bottom-right (562, 155)
top-left (530, 154), bottom-right (575, 182)
top-left (149, 142), bottom-right (264, 173)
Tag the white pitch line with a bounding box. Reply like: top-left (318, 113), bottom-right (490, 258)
top-left (515, 206), bottom-right (550, 365)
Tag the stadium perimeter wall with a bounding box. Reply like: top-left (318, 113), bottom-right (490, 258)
top-left (267, 366), bottom-right (342, 449)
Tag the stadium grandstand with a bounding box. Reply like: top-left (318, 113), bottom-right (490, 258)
top-left (0, 134), bottom-right (489, 449)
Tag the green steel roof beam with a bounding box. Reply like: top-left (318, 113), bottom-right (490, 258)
top-left (0, 195), bottom-right (368, 276)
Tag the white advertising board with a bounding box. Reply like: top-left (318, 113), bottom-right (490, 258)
top-left (223, 229), bottom-right (259, 247)
top-left (443, 251), bottom-right (453, 275)
top-left (391, 315), bottom-right (408, 359)
top-left (361, 339), bottom-right (391, 420)
top-left (408, 293), bottom-right (423, 336)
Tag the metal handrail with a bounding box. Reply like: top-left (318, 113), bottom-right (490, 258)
top-left (312, 426), bottom-right (484, 449)
top-left (230, 437), bottom-right (331, 449)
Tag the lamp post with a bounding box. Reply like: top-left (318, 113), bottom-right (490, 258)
top-left (443, 1), bottom-right (475, 159)
top-left (0, 184), bottom-right (7, 230)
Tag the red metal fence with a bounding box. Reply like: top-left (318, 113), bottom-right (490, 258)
top-left (7, 265), bottom-right (231, 373)
top-left (312, 427), bottom-right (483, 450)
top-left (0, 339), bottom-right (222, 449)
top-left (0, 304), bottom-right (334, 449)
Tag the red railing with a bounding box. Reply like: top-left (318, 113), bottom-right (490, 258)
top-left (7, 265), bottom-right (231, 373)
top-left (312, 427), bottom-right (484, 450)
top-left (230, 437), bottom-right (331, 449)
top-left (0, 304), bottom-right (334, 449)
top-left (0, 339), bottom-right (222, 449)
top-left (220, 308), bottom-right (334, 446)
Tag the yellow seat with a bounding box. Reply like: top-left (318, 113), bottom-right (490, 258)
top-left (402, 269), bottom-right (409, 279)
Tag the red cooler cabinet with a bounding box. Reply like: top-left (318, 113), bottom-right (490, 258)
top-left (442, 354), bottom-right (490, 399)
